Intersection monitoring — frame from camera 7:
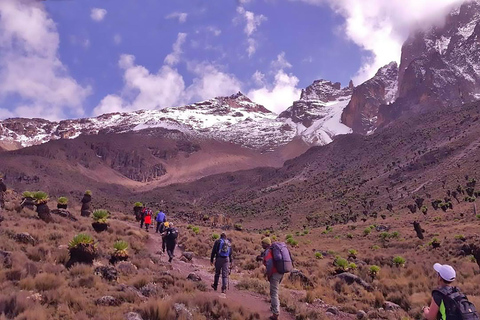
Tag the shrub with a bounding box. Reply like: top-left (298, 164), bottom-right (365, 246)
top-left (470, 255), bottom-right (477, 263)
top-left (234, 223), bottom-right (243, 231)
top-left (92, 209), bottom-right (109, 223)
top-left (134, 202), bottom-right (143, 207)
top-left (348, 262), bottom-right (357, 270)
top-left (212, 233), bottom-right (220, 241)
top-left (334, 257), bottom-right (349, 271)
top-left (315, 252), bottom-right (323, 259)
top-left (192, 226), bottom-right (200, 234)
top-left (22, 191), bottom-right (33, 198)
top-left (286, 238), bottom-right (298, 246)
top-left (393, 256), bottom-right (406, 267)
top-left (346, 233), bottom-right (353, 239)
top-left (32, 191), bottom-right (48, 202)
top-left (85, 190), bottom-right (92, 195)
top-left (286, 234), bottom-right (293, 240)
top-left (379, 232), bottom-right (390, 240)
top-left (428, 237), bottom-right (441, 248)
top-left (303, 229), bottom-right (309, 235)
top-left (454, 234), bottom-right (466, 241)
top-left (113, 240), bottom-right (129, 256)
top-left (68, 234), bottom-right (95, 249)
top-left (421, 205), bottom-right (428, 214)
top-left (187, 224), bottom-right (193, 229)
top-left (477, 215), bottom-right (480, 220)
top-left (391, 231), bottom-right (399, 238)
top-left (369, 265), bottom-right (380, 277)
top-left (57, 197), bottom-right (68, 205)
top-left (372, 245), bottom-right (380, 250)
top-left (348, 249), bottom-right (357, 258)
top-left (363, 228), bottom-right (371, 236)
top-left (271, 235), bottom-right (277, 241)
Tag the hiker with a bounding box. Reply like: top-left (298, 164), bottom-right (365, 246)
top-left (162, 222), bottom-right (169, 252)
top-left (155, 210), bottom-right (167, 233)
top-left (210, 232), bottom-right (233, 294)
top-left (163, 222), bottom-right (178, 263)
top-left (80, 190), bottom-right (92, 217)
top-left (0, 175), bottom-right (6, 209)
top-left (261, 237), bottom-right (294, 320)
top-left (139, 206), bottom-right (146, 229)
top-left (144, 208), bottom-right (153, 232)
top-left (423, 263), bottom-right (479, 320)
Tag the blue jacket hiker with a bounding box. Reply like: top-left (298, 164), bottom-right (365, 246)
top-left (210, 232), bottom-right (233, 294)
top-left (155, 211), bottom-right (167, 233)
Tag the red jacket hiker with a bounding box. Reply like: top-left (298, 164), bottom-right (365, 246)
top-left (144, 209), bottom-right (152, 225)
top-left (263, 246), bottom-right (277, 280)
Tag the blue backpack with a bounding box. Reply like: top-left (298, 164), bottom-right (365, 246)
top-left (218, 239), bottom-right (231, 258)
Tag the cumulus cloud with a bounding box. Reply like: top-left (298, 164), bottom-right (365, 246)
top-left (94, 34), bottom-right (243, 116)
top-left (0, 0), bottom-right (91, 120)
top-left (207, 26), bottom-right (222, 36)
top-left (165, 12), bottom-right (188, 23)
top-left (294, 0), bottom-right (464, 83)
top-left (236, 6), bottom-right (267, 57)
top-left (164, 33), bottom-right (187, 66)
top-left (248, 53), bottom-right (301, 114)
top-left (90, 8), bottom-right (107, 22)
top-left (113, 34), bottom-right (122, 45)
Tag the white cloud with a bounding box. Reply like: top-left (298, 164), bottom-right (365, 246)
top-left (185, 62), bottom-right (242, 102)
top-left (0, 0), bottom-right (91, 120)
top-left (165, 12), bottom-right (188, 24)
top-left (113, 34), bottom-right (122, 45)
top-left (248, 53), bottom-right (301, 114)
top-left (293, 0), bottom-right (464, 83)
top-left (235, 6), bottom-right (267, 57)
top-left (93, 54), bottom-right (186, 116)
top-left (207, 26), bottom-right (222, 36)
top-left (164, 33), bottom-right (187, 66)
top-left (90, 8), bottom-right (107, 22)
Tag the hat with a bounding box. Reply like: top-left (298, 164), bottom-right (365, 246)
top-left (164, 222), bottom-right (170, 227)
top-left (261, 237), bottom-right (272, 245)
top-left (434, 263), bottom-right (456, 282)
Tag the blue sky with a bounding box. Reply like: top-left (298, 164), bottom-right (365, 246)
top-left (0, 0), bottom-right (464, 120)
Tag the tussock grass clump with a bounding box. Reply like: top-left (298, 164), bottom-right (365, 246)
top-left (92, 209), bottom-right (109, 223)
top-left (236, 278), bottom-right (269, 295)
top-left (57, 197), bottom-right (68, 205)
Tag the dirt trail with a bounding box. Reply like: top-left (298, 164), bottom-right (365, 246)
top-left (143, 227), bottom-right (295, 320)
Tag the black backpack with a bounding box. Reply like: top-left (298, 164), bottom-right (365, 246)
top-left (434, 287), bottom-right (479, 320)
top-left (166, 228), bottom-right (178, 240)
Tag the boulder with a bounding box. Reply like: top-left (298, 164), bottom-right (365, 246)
top-left (335, 272), bottom-right (373, 291)
top-left (118, 284), bottom-right (146, 300)
top-left (174, 303), bottom-right (193, 320)
top-left (186, 273), bottom-right (202, 282)
top-left (94, 266), bottom-right (118, 282)
top-left (140, 283), bottom-right (158, 297)
top-left (95, 295), bottom-right (121, 306)
top-left (357, 310), bottom-right (367, 319)
top-left (182, 252), bottom-right (194, 261)
top-left (384, 301), bottom-right (400, 311)
top-left (288, 270), bottom-right (315, 289)
top-left (326, 307), bottom-right (339, 315)
top-left (0, 250), bottom-right (12, 268)
top-left (125, 312), bottom-right (143, 320)
top-left (117, 261), bottom-right (138, 275)
top-left (14, 232), bottom-right (37, 246)
top-left (51, 209), bottom-right (78, 222)
top-left (375, 225), bottom-right (390, 232)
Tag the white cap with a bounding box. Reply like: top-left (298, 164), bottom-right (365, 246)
top-left (433, 263), bottom-right (456, 282)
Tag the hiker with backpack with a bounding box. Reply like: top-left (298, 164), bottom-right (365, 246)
top-left (210, 232), bottom-right (233, 294)
top-left (144, 208), bottom-right (153, 232)
top-left (261, 237), bottom-right (294, 320)
top-left (139, 206), bottom-right (146, 229)
top-left (163, 222), bottom-right (179, 263)
top-left (155, 210), bottom-right (167, 233)
top-left (423, 263), bottom-right (479, 320)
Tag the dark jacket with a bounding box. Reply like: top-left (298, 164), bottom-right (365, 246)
top-left (211, 238), bottom-right (233, 264)
top-left (164, 227), bottom-right (178, 243)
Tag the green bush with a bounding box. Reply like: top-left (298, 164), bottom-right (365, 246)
top-left (369, 265), bottom-right (380, 277)
top-left (92, 209), bottom-right (109, 223)
top-left (33, 191), bottom-right (49, 201)
top-left (315, 252), bottom-right (323, 259)
top-left (476, 215), bottom-right (480, 220)
top-left (22, 191), bottom-right (33, 198)
top-left (428, 237), bottom-right (440, 247)
top-left (469, 255), bottom-right (477, 263)
top-left (85, 190), bottom-right (92, 196)
top-left (285, 234), bottom-right (293, 240)
top-left (391, 231), bottom-right (399, 238)
top-left (363, 228), bottom-right (371, 236)
top-left (187, 224), bottom-right (193, 229)
top-left (113, 240), bottom-right (129, 256)
top-left (192, 226), bottom-right (200, 234)
top-left (379, 232), bottom-right (390, 240)
top-left (371, 245), bottom-right (380, 251)
top-left (348, 262), bottom-right (357, 270)
top-left (393, 256), bottom-right (406, 267)
top-left (454, 234), bottom-right (466, 241)
top-left (57, 197), bottom-right (68, 205)
top-left (234, 223), bottom-right (243, 231)
top-left (303, 229), bottom-right (309, 235)
top-left (334, 257), bottom-right (349, 271)
top-left (346, 233), bottom-right (353, 239)
top-left (421, 205), bottom-right (428, 214)
top-left (271, 235), bottom-right (277, 241)
top-left (134, 202), bottom-right (143, 207)
top-left (68, 234), bottom-right (95, 249)
top-left (212, 233), bottom-right (220, 241)
top-left (286, 237), bottom-right (298, 246)
top-left (348, 249), bottom-right (357, 257)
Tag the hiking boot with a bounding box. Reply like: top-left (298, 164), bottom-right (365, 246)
top-left (168, 257), bottom-right (173, 263)
top-left (211, 284), bottom-right (217, 291)
top-left (268, 314), bottom-right (279, 320)
top-left (221, 288), bottom-right (226, 294)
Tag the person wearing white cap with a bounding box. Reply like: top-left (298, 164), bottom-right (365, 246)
top-left (423, 263), bottom-right (479, 320)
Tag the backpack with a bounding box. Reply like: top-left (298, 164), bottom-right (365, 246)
top-left (217, 239), bottom-right (231, 258)
top-left (434, 287), bottom-right (480, 320)
top-left (166, 228), bottom-right (178, 240)
top-left (271, 242), bottom-right (293, 274)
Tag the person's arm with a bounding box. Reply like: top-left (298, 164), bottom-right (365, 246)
top-left (211, 240), bottom-right (219, 264)
top-left (229, 248), bottom-right (233, 264)
top-left (264, 249), bottom-right (274, 279)
top-left (0, 181), bottom-right (6, 192)
top-left (423, 298), bottom-right (439, 320)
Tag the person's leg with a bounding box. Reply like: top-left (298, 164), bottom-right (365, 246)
top-left (155, 222), bottom-right (160, 233)
top-left (162, 237), bottom-right (166, 252)
top-left (221, 259), bottom-right (229, 292)
top-left (145, 223), bottom-right (149, 232)
top-left (213, 259), bottom-right (221, 290)
top-left (270, 273), bottom-right (283, 317)
top-left (140, 219), bottom-right (144, 228)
